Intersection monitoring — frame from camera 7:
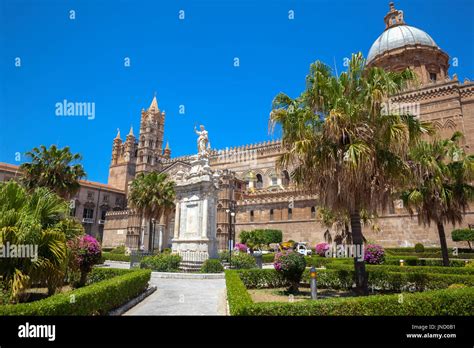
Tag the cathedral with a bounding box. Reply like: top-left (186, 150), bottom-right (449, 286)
top-left (100, 3), bottom-right (474, 252)
top-left (1, 3), bottom-right (471, 252)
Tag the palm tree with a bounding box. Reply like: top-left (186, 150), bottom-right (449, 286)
top-left (20, 145), bottom-right (86, 199)
top-left (401, 132), bottom-right (474, 266)
top-left (270, 53), bottom-right (431, 295)
top-left (128, 172), bottom-right (176, 251)
top-left (317, 207), bottom-right (376, 245)
top-left (0, 181), bottom-right (74, 301)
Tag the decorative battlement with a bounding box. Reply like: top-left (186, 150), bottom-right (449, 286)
top-left (162, 139), bottom-right (282, 167)
top-left (239, 186), bottom-right (317, 205)
top-left (391, 78), bottom-right (474, 104)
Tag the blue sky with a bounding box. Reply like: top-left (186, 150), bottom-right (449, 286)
top-left (1, 0), bottom-right (473, 183)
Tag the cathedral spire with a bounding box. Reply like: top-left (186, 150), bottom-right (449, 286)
top-left (115, 128), bottom-right (121, 140)
top-left (128, 125), bottom-right (134, 137)
top-left (148, 94), bottom-right (159, 112)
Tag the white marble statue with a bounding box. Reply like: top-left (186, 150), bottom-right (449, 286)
top-left (194, 125), bottom-right (209, 158)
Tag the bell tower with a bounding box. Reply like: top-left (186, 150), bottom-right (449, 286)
top-left (136, 95), bottom-right (166, 174)
top-left (107, 126), bottom-right (138, 192)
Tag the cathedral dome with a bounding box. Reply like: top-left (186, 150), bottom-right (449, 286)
top-left (366, 2), bottom-right (449, 85)
top-left (367, 25), bottom-right (438, 63)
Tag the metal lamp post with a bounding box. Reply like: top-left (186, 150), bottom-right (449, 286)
top-left (226, 206), bottom-right (235, 268)
top-left (151, 218), bottom-right (156, 252)
top-left (310, 266), bottom-right (318, 299)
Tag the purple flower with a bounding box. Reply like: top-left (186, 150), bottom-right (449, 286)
top-left (315, 242), bottom-right (330, 257)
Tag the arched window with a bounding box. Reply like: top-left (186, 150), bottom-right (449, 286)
top-left (288, 208), bottom-right (292, 220)
top-left (250, 210), bottom-right (254, 222)
top-left (256, 174), bottom-right (263, 189)
top-left (270, 209), bottom-right (274, 221)
top-left (311, 206), bottom-right (316, 219)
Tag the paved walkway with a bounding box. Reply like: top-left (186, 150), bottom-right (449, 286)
top-left (123, 272), bottom-right (227, 316)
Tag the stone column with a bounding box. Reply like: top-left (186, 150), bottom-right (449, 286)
top-left (201, 197), bottom-right (208, 238)
top-left (173, 202), bottom-right (180, 239)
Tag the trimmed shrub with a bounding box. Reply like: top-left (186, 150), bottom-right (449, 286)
top-left (274, 250), bottom-right (306, 293)
top-left (262, 253), bottom-right (275, 263)
top-left (225, 271), bottom-right (253, 316)
top-left (140, 253), bottom-right (181, 272)
top-left (305, 255), bottom-right (352, 267)
top-left (325, 262), bottom-right (474, 275)
top-left (364, 244), bottom-right (385, 265)
top-left (240, 229), bottom-right (283, 247)
top-left (231, 252), bottom-right (257, 269)
top-left (201, 259), bottom-right (224, 273)
top-left (452, 228), bottom-right (474, 249)
top-left (218, 250), bottom-right (230, 262)
top-left (110, 245), bottom-right (126, 254)
top-left (102, 252), bottom-right (131, 262)
top-left (240, 287), bottom-right (474, 316)
top-left (315, 243), bottom-right (330, 257)
top-left (86, 268), bottom-right (132, 285)
top-left (0, 269), bottom-right (151, 315)
top-left (237, 267), bottom-right (474, 292)
top-left (414, 243), bottom-right (425, 253)
top-left (225, 270), bottom-right (474, 316)
top-left (466, 261), bottom-right (474, 268)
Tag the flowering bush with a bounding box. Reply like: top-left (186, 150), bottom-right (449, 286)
top-left (234, 243), bottom-right (248, 253)
top-left (364, 244), bottom-right (385, 265)
top-left (231, 252), bottom-right (257, 269)
top-left (315, 242), bottom-right (330, 257)
top-left (68, 235), bottom-right (102, 287)
top-left (274, 250), bottom-right (306, 293)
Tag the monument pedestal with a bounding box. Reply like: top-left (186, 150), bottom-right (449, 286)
top-left (171, 158), bottom-right (219, 268)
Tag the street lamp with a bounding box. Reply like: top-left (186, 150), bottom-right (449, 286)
top-left (151, 218), bottom-right (156, 252)
top-left (226, 205), bottom-right (236, 268)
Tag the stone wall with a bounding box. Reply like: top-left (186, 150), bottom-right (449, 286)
top-left (102, 210), bottom-right (129, 248)
top-left (235, 210), bottom-right (474, 249)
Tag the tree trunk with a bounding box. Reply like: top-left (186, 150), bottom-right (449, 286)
top-left (436, 222), bottom-right (450, 267)
top-left (78, 271), bottom-right (87, 287)
top-left (350, 209), bottom-right (368, 296)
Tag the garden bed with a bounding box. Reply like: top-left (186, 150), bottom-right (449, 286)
top-left (225, 269), bottom-right (474, 316)
top-left (248, 285), bottom-right (354, 303)
top-left (0, 268), bottom-right (151, 315)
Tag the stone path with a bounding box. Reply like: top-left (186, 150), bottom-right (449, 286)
top-left (123, 272), bottom-right (227, 316)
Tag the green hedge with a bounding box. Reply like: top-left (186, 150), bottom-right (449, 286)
top-left (241, 287), bottom-right (474, 316)
top-left (0, 269), bottom-right (151, 315)
top-left (140, 254), bottom-right (181, 272)
top-left (225, 270), bottom-right (474, 316)
top-left (201, 259), bottom-right (224, 273)
top-left (384, 256), bottom-right (466, 267)
top-left (325, 263), bottom-right (474, 275)
top-left (236, 268), bottom-right (474, 291)
top-left (86, 267), bottom-right (133, 285)
top-left (262, 253), bottom-right (275, 263)
top-left (225, 270), bottom-right (253, 316)
top-left (102, 252), bottom-right (131, 262)
top-left (451, 228), bottom-right (474, 243)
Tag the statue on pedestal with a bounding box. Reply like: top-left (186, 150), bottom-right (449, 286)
top-left (194, 125), bottom-right (209, 159)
